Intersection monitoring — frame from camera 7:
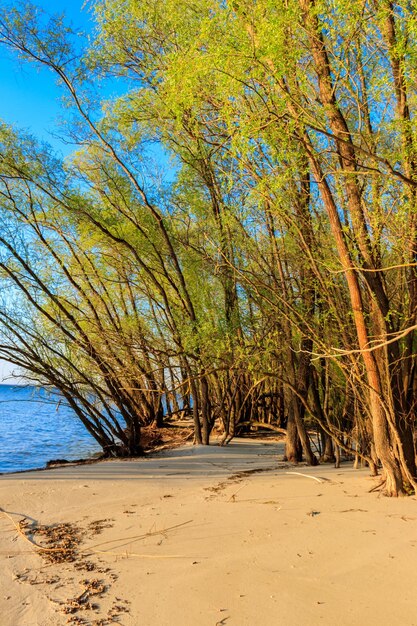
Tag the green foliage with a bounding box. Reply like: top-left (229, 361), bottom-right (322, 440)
top-left (0, 0), bottom-right (417, 478)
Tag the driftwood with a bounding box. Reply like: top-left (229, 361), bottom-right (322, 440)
top-left (244, 421), bottom-right (287, 435)
top-left (285, 471), bottom-right (325, 484)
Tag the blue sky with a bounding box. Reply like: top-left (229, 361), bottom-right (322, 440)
top-left (0, 1), bottom-right (94, 153)
top-left (0, 1), bottom-right (175, 383)
top-left (0, 1), bottom-right (92, 381)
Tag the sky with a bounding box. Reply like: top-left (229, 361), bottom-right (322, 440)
top-left (0, 1), bottom-right (175, 383)
top-left (0, 1), bottom-right (95, 150)
top-left (0, 1), bottom-right (93, 382)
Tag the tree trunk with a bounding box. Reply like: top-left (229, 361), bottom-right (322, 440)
top-left (284, 411), bottom-right (302, 462)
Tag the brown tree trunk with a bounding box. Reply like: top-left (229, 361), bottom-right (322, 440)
top-left (299, 0), bottom-right (414, 493)
top-left (284, 411), bottom-right (303, 463)
top-left (200, 374), bottom-right (212, 445)
top-left (190, 376), bottom-right (202, 445)
top-left (319, 428), bottom-right (335, 464)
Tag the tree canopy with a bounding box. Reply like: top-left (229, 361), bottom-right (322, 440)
top-left (0, 0), bottom-right (417, 495)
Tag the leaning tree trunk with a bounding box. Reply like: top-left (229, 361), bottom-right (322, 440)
top-left (298, 0), bottom-right (416, 494)
top-left (308, 152), bottom-right (410, 494)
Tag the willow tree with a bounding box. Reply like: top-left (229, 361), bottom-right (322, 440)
top-left (87, 0), bottom-right (325, 461)
top-left (0, 124), bottom-right (174, 455)
top-left (0, 3), bottom-right (254, 448)
top-left (233, 0), bottom-right (417, 493)
top-left (86, 0), bottom-right (417, 493)
top-left (1, 0), bottom-right (417, 493)
top-left (293, 0), bottom-right (417, 495)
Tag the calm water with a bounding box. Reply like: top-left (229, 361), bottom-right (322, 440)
top-left (0, 384), bottom-right (100, 473)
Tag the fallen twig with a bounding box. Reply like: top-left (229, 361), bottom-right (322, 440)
top-left (85, 519), bottom-right (193, 551)
top-left (285, 472), bottom-right (325, 484)
top-left (0, 507), bottom-right (194, 560)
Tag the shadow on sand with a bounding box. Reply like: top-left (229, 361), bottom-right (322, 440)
top-left (1, 439), bottom-right (288, 482)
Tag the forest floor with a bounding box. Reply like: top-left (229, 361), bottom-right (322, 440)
top-left (1, 437), bottom-right (417, 626)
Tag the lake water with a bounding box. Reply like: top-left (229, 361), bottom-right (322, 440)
top-left (0, 384), bottom-right (100, 474)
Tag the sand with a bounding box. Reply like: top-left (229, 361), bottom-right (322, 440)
top-left (1, 437), bottom-right (417, 626)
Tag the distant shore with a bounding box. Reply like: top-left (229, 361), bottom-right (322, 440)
top-left (1, 438), bottom-right (416, 626)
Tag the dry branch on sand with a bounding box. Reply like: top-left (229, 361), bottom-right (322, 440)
top-left (0, 504), bottom-right (194, 624)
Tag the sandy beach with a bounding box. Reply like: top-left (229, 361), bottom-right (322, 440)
top-left (1, 438), bottom-right (417, 626)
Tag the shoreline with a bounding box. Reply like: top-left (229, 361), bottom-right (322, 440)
top-left (1, 438), bottom-right (417, 626)
top-left (0, 427), bottom-right (273, 477)
top-left (0, 420), bottom-right (194, 476)
top-left (0, 448), bottom-right (106, 477)
top-left (0, 383), bottom-right (102, 476)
